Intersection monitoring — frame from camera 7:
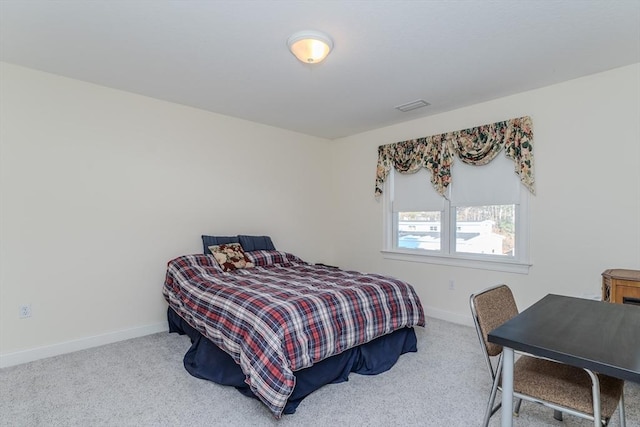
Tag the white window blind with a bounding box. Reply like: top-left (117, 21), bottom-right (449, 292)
top-left (393, 169), bottom-right (444, 212)
top-left (449, 154), bottom-right (521, 206)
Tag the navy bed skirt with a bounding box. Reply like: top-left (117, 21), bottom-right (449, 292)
top-left (167, 307), bottom-right (419, 414)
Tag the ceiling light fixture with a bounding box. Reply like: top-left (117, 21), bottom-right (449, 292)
top-left (287, 30), bottom-right (333, 64)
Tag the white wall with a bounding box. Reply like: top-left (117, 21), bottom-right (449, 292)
top-left (0, 63), bottom-right (333, 364)
top-left (2, 61), bottom-right (638, 366)
top-left (329, 64), bottom-right (640, 324)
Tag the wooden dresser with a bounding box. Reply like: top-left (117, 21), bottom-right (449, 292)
top-left (602, 269), bottom-right (640, 305)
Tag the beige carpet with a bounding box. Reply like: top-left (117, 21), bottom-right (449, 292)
top-left (1, 317), bottom-right (638, 426)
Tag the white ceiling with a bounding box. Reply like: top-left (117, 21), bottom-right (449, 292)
top-left (1, 1), bottom-right (639, 140)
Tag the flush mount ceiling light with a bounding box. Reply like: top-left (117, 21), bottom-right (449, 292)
top-left (287, 30), bottom-right (333, 64)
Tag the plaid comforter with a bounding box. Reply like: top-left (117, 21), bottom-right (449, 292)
top-left (163, 252), bottom-right (425, 418)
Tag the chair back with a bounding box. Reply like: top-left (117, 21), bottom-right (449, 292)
top-left (470, 284), bottom-right (519, 357)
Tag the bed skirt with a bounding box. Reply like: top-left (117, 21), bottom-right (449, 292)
top-left (167, 307), bottom-right (418, 414)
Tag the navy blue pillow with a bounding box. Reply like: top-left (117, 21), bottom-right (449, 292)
top-left (202, 235), bottom-right (240, 255)
top-left (238, 235), bottom-right (276, 252)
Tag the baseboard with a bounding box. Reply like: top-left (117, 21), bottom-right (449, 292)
top-left (0, 322), bottom-right (169, 368)
top-left (423, 305), bottom-right (474, 327)
top-left (0, 309), bottom-right (467, 368)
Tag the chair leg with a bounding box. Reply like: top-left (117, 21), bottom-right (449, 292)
top-left (514, 398), bottom-right (522, 416)
top-left (483, 355), bottom-right (503, 427)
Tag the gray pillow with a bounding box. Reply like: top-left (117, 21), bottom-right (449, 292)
top-left (238, 235), bottom-right (276, 252)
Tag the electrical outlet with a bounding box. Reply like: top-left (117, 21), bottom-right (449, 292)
top-left (448, 280), bottom-right (455, 290)
top-left (19, 304), bottom-right (32, 318)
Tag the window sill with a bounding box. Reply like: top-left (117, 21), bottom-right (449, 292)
top-left (380, 249), bottom-right (531, 274)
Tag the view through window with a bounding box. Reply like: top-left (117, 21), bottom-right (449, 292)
top-left (398, 205), bottom-right (516, 256)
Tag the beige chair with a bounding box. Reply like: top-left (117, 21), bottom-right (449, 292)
top-left (470, 284), bottom-right (626, 427)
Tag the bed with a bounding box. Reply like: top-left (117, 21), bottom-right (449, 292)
top-left (163, 236), bottom-right (425, 418)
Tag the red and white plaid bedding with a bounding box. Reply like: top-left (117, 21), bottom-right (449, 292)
top-left (163, 251), bottom-right (425, 417)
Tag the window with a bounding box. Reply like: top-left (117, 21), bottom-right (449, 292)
top-left (383, 154), bottom-right (530, 273)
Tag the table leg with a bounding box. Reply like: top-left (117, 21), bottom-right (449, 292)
top-left (501, 347), bottom-right (514, 427)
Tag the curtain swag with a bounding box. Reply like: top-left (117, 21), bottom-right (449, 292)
top-left (374, 115), bottom-right (535, 198)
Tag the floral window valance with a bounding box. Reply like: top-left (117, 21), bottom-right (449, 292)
top-left (375, 116), bottom-right (535, 198)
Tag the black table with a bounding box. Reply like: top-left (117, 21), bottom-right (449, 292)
top-left (488, 294), bottom-right (640, 427)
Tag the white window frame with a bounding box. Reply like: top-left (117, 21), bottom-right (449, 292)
top-left (381, 169), bottom-right (532, 274)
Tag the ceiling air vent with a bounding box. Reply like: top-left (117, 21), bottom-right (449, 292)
top-left (395, 99), bottom-right (430, 112)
